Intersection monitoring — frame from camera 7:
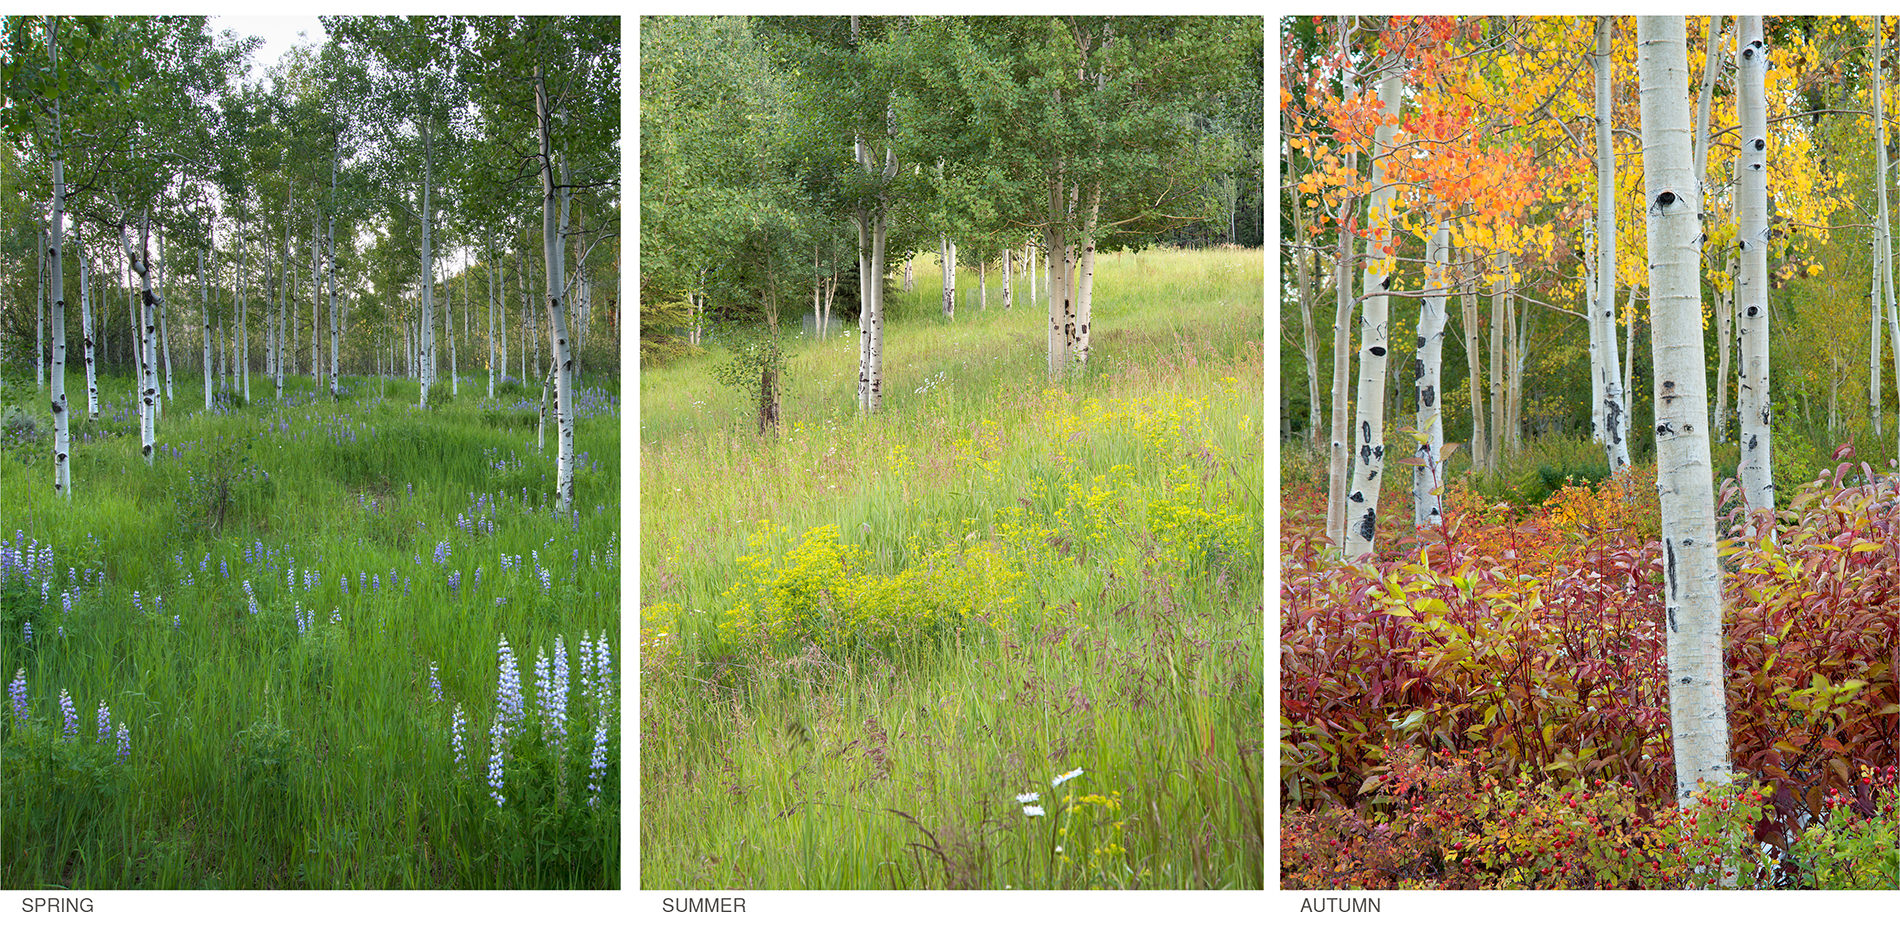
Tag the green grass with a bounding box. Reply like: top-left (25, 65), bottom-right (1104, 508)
top-left (640, 246), bottom-right (1265, 889)
top-left (1, 371), bottom-right (619, 889)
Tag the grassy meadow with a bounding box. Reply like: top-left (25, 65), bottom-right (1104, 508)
top-left (640, 247), bottom-right (1265, 889)
top-left (1, 372), bottom-right (620, 888)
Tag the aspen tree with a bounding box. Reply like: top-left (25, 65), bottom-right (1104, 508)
top-left (202, 249), bottom-right (213, 410)
top-left (1877, 17), bottom-right (1900, 458)
top-left (1637, 15), bottom-right (1733, 806)
top-left (123, 214), bottom-right (160, 466)
top-left (1735, 17), bottom-right (1774, 513)
top-left (536, 66), bottom-right (576, 513)
top-left (1412, 220), bottom-right (1450, 526)
top-left (47, 17), bottom-right (69, 496)
top-left (1595, 17), bottom-right (1632, 472)
top-left (79, 242), bottom-right (96, 421)
top-left (1324, 15), bottom-right (1359, 550)
top-left (1342, 60), bottom-right (1404, 559)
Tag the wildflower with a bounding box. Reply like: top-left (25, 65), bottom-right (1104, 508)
top-left (172, 615), bottom-right (180, 631)
top-left (1052, 767), bottom-right (1085, 788)
top-left (448, 570), bottom-right (462, 595)
top-left (59, 689), bottom-right (77, 740)
top-left (340, 576), bottom-right (349, 596)
top-left (538, 567), bottom-right (552, 593)
top-left (97, 700), bottom-right (112, 743)
top-left (133, 589), bottom-right (142, 611)
top-left (429, 662), bottom-right (443, 702)
top-left (9, 668), bottom-right (26, 722)
top-left (450, 703), bottom-right (468, 771)
top-left (488, 715), bottom-right (508, 806)
top-left (115, 722), bottom-right (129, 763)
top-left (587, 714), bottom-right (610, 806)
top-left (1016, 792), bottom-right (1040, 804)
top-left (61, 588), bottom-right (72, 613)
top-left (372, 574), bottom-right (381, 593)
top-left (434, 540), bottom-right (452, 565)
top-left (1022, 805), bottom-right (1046, 817)
top-left (495, 635), bottom-right (524, 726)
top-left (22, 620), bottom-right (31, 644)
top-left (243, 580), bottom-right (258, 615)
top-left (473, 566), bottom-right (483, 590)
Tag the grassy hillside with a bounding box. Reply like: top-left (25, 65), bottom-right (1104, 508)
top-left (1, 373), bottom-right (619, 888)
top-left (641, 247), bottom-right (1265, 889)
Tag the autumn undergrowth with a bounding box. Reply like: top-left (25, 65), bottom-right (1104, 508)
top-left (0, 371), bottom-right (619, 889)
top-left (1279, 436), bottom-right (1899, 889)
top-left (641, 247), bottom-right (1265, 889)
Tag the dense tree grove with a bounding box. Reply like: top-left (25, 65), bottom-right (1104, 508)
top-left (2, 15), bottom-right (619, 505)
top-left (642, 15), bottom-right (1264, 399)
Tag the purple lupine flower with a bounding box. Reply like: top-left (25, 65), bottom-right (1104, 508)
top-left (243, 580), bottom-right (258, 615)
top-left (97, 700), bottom-right (111, 743)
top-left (61, 589), bottom-right (72, 613)
top-left (55, 625), bottom-right (64, 641)
top-left (450, 703), bottom-right (468, 771)
top-left (172, 615), bottom-right (180, 631)
top-left (59, 689), bottom-right (77, 741)
top-left (220, 559), bottom-right (229, 578)
top-left (201, 553), bottom-right (211, 572)
top-left (587, 714), bottom-right (610, 807)
top-left (9, 668), bottom-right (26, 722)
top-left (429, 662), bottom-right (443, 703)
top-left (577, 634), bottom-right (596, 708)
top-left (116, 723), bottom-right (130, 763)
top-left (133, 589), bottom-right (142, 612)
top-left (538, 567), bottom-right (551, 594)
top-left (494, 635), bottom-right (524, 726)
top-left (473, 566), bottom-right (482, 590)
top-left (448, 571), bottom-right (462, 595)
top-left (487, 715), bottom-right (508, 806)
top-left (550, 636), bottom-right (570, 743)
top-left (434, 540), bottom-right (451, 566)
top-left (403, 576), bottom-right (411, 597)
top-left (594, 634), bottom-right (614, 704)
top-left (358, 571), bottom-right (367, 592)
top-left (340, 576), bottom-right (349, 596)
top-left (22, 620), bottom-right (31, 645)
top-left (372, 574), bottom-right (381, 593)
top-left (533, 647), bottom-right (552, 733)
top-left (331, 607), bottom-right (341, 625)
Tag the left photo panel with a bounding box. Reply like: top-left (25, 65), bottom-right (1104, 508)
top-left (0, 14), bottom-right (622, 889)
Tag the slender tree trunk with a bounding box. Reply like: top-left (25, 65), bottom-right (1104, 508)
top-left (1715, 250), bottom-right (1735, 442)
top-left (979, 259), bottom-right (987, 311)
top-left (1597, 16), bottom-right (1632, 471)
top-left (448, 269), bottom-right (458, 397)
top-left (1343, 62), bottom-right (1405, 559)
top-left (419, 118), bottom-right (436, 408)
top-left (47, 55), bottom-right (69, 497)
top-left (1878, 16), bottom-right (1900, 459)
top-left (1075, 180), bottom-right (1102, 367)
top-left (1326, 189), bottom-right (1357, 548)
top-left (1046, 174), bottom-right (1072, 377)
top-left (1461, 255), bottom-right (1487, 474)
top-left (538, 77), bottom-right (576, 512)
top-left (1293, 194), bottom-right (1324, 447)
top-left (1626, 284), bottom-right (1640, 419)
top-left (488, 253), bottom-right (497, 398)
top-left (1736, 17), bottom-right (1775, 513)
top-left (1414, 220), bottom-right (1450, 526)
top-left (79, 242), bottom-right (95, 421)
top-left (1506, 261), bottom-right (1523, 457)
top-left (1638, 14), bottom-right (1733, 808)
top-left (941, 233), bottom-right (954, 320)
top-left (38, 227), bottom-right (47, 391)
top-left (202, 249), bottom-right (213, 410)
top-left (1002, 247), bottom-right (1013, 310)
top-left (238, 231), bottom-right (249, 403)
top-left (123, 215), bottom-right (159, 466)
top-left (1027, 241), bottom-right (1037, 304)
top-left (1490, 252), bottom-right (1507, 471)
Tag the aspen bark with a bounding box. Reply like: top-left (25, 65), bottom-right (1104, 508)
top-left (1413, 220), bottom-right (1449, 526)
top-left (1736, 17), bottom-right (1774, 513)
top-left (1596, 16), bottom-right (1632, 471)
top-left (238, 232), bottom-right (249, 403)
top-left (538, 70), bottom-right (576, 512)
top-left (123, 215), bottom-right (159, 466)
top-left (79, 242), bottom-right (95, 421)
top-left (1342, 63), bottom-right (1404, 559)
top-left (38, 227), bottom-right (47, 391)
top-left (1002, 247), bottom-right (1013, 310)
top-left (488, 255), bottom-right (497, 398)
top-left (1489, 252), bottom-right (1507, 472)
top-left (1638, 15), bottom-right (1733, 807)
top-left (419, 118), bottom-right (436, 408)
top-left (202, 250), bottom-right (213, 410)
top-left (1461, 259), bottom-right (1486, 475)
top-left (1878, 16), bottom-right (1900, 458)
top-left (941, 234), bottom-right (954, 320)
top-left (1715, 250), bottom-right (1735, 443)
top-left (1325, 204), bottom-right (1356, 547)
top-left (1292, 192), bottom-right (1324, 447)
top-left (1075, 181), bottom-right (1102, 367)
top-left (48, 104), bottom-right (69, 496)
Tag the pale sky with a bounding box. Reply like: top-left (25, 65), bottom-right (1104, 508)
top-left (210, 15), bottom-right (326, 83)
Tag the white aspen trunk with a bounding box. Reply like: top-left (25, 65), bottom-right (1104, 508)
top-left (1028, 241), bottom-right (1038, 304)
top-left (851, 58), bottom-right (893, 414)
top-left (949, 238), bottom-right (957, 316)
top-left (903, 256), bottom-right (914, 292)
top-left (1461, 256), bottom-right (1486, 474)
top-left (521, 249), bottom-right (534, 383)
top-left (1325, 193), bottom-right (1357, 548)
top-left (48, 109), bottom-right (70, 497)
top-left (1597, 16), bottom-right (1633, 472)
top-left (1046, 173), bottom-right (1071, 378)
top-left (488, 255), bottom-right (497, 398)
top-left (448, 270), bottom-right (458, 397)
top-left (1626, 284), bottom-right (1639, 420)
top-left (328, 157), bottom-right (340, 401)
top-left (419, 119), bottom-right (436, 408)
top-left (1002, 247), bottom-right (1013, 310)
top-left (1715, 250), bottom-right (1735, 442)
top-left (124, 215), bottom-right (158, 466)
top-left (1342, 63), bottom-right (1405, 559)
top-left (158, 257), bottom-right (174, 404)
top-left (1637, 15), bottom-right (1733, 807)
top-left (38, 227), bottom-right (47, 391)
top-left (153, 231), bottom-right (165, 421)
top-left (1075, 181), bottom-right (1102, 367)
top-left (868, 198), bottom-right (888, 410)
top-left (1878, 17), bottom-right (1900, 459)
top-left (202, 249), bottom-right (213, 410)
top-left (79, 242), bottom-right (96, 421)
top-left (979, 259), bottom-right (987, 311)
top-left (1413, 220), bottom-right (1450, 526)
top-left (1587, 232), bottom-right (1605, 444)
top-left (856, 213), bottom-right (873, 405)
top-left (941, 233), bottom-right (953, 319)
top-left (539, 73), bottom-right (576, 513)
top-left (238, 231), bottom-right (249, 403)
top-left (1489, 253), bottom-right (1507, 471)
top-left (1736, 17), bottom-right (1774, 513)
top-left (1292, 194), bottom-right (1324, 447)
top-left (1508, 270), bottom-right (1525, 457)
top-left (500, 257), bottom-right (511, 380)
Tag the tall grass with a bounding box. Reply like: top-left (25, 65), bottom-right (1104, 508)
top-left (641, 247), bottom-right (1264, 889)
top-left (1, 371), bottom-right (619, 888)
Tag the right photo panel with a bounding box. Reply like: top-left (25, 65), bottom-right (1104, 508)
top-left (1281, 15), bottom-right (1898, 891)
